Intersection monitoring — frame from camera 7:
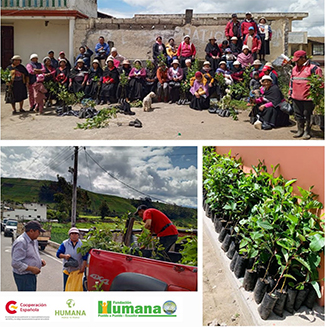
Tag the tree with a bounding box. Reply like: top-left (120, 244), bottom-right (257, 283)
top-left (99, 201), bottom-right (110, 220)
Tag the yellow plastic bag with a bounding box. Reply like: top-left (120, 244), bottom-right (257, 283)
top-left (65, 270), bottom-right (83, 291)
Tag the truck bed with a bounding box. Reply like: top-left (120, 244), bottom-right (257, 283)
top-left (86, 249), bottom-right (197, 291)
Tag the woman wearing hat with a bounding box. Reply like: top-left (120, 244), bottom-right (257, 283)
top-left (110, 47), bottom-right (125, 68)
top-left (42, 57), bottom-right (56, 82)
top-left (189, 71), bottom-right (210, 110)
top-left (237, 45), bottom-right (254, 68)
top-left (204, 36), bottom-right (222, 72)
top-left (166, 38), bottom-right (178, 67)
top-left (231, 61), bottom-right (244, 83)
top-left (200, 61), bottom-right (216, 97)
top-left (56, 227), bottom-right (88, 291)
top-left (84, 59), bottom-right (103, 100)
top-left (250, 75), bottom-right (289, 130)
top-left (229, 36), bottom-right (242, 57)
top-left (6, 55), bottom-right (29, 114)
top-left (54, 58), bottom-right (69, 89)
top-left (167, 59), bottom-right (183, 103)
top-left (261, 62), bottom-right (278, 85)
top-left (99, 57), bottom-right (120, 105)
top-left (177, 35), bottom-right (196, 68)
top-left (128, 59), bottom-right (146, 101)
top-left (251, 59), bottom-right (263, 78)
top-left (258, 17), bottom-right (272, 61)
top-left (216, 61), bottom-right (233, 86)
top-left (153, 35), bottom-right (167, 66)
top-left (116, 59), bottom-right (131, 100)
top-left (145, 60), bottom-right (158, 95)
top-left (69, 59), bottom-right (89, 94)
top-left (26, 54), bottom-right (43, 111)
top-left (58, 51), bottom-right (71, 71)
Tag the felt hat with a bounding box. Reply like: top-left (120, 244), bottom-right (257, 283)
top-left (203, 61), bottom-right (211, 66)
top-left (122, 59), bottom-right (130, 65)
top-left (111, 47), bottom-right (117, 52)
top-left (185, 58), bottom-right (192, 63)
top-left (231, 36), bottom-right (238, 41)
top-left (233, 61), bottom-right (241, 65)
top-left (77, 59), bottom-right (84, 63)
top-left (11, 55), bottom-right (22, 61)
top-left (253, 59), bottom-right (262, 66)
top-left (264, 61), bottom-right (273, 68)
top-left (30, 53), bottom-right (38, 60)
top-left (261, 75), bottom-right (273, 82)
top-left (59, 58), bottom-right (67, 63)
top-left (242, 45), bottom-right (250, 51)
top-left (219, 61), bottom-right (227, 66)
top-left (59, 51), bottom-right (65, 55)
top-left (92, 59), bottom-right (100, 64)
top-left (171, 59), bottom-right (180, 65)
top-left (183, 35), bottom-right (190, 40)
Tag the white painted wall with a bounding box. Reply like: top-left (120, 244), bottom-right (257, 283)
top-left (3, 205), bottom-right (47, 221)
top-left (4, 19), bottom-right (69, 65)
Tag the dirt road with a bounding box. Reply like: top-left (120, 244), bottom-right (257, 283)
top-left (2, 95), bottom-right (323, 140)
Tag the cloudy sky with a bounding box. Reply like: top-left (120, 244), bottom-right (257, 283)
top-left (1, 146), bottom-right (197, 208)
top-left (98, 0), bottom-right (324, 36)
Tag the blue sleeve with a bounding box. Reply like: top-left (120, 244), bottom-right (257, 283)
top-left (74, 54), bottom-right (81, 67)
top-left (95, 43), bottom-right (101, 54)
top-left (56, 243), bottom-right (66, 258)
top-left (86, 48), bottom-right (93, 57)
top-left (106, 44), bottom-right (110, 56)
top-left (82, 253), bottom-right (89, 261)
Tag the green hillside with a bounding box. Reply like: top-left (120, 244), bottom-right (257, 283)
top-left (1, 177), bottom-right (197, 227)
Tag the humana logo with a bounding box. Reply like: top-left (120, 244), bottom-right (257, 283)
top-left (55, 310), bottom-right (86, 316)
top-left (98, 301), bottom-right (177, 317)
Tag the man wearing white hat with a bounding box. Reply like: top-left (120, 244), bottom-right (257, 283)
top-left (26, 54), bottom-right (43, 111)
top-left (56, 227), bottom-right (88, 291)
top-left (109, 47), bottom-right (125, 68)
top-left (177, 35), bottom-right (196, 68)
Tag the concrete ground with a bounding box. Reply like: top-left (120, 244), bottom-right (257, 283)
top-left (203, 213), bottom-right (325, 326)
top-left (1, 93), bottom-right (324, 140)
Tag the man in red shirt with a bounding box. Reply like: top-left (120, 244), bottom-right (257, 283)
top-left (135, 205), bottom-right (178, 260)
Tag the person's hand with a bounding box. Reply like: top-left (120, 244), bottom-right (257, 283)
top-left (209, 83), bottom-right (212, 87)
top-left (41, 259), bottom-right (46, 267)
top-left (259, 104), bottom-right (265, 111)
top-left (256, 50), bottom-right (259, 54)
top-left (64, 254), bottom-right (71, 260)
top-left (69, 83), bottom-right (72, 88)
top-left (28, 266), bottom-right (41, 275)
top-left (82, 82), bottom-right (85, 86)
top-left (195, 92), bottom-right (200, 98)
top-left (239, 78), bottom-right (243, 82)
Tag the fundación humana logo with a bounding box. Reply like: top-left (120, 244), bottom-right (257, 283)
top-left (55, 299), bottom-right (86, 318)
top-left (98, 300), bottom-right (177, 317)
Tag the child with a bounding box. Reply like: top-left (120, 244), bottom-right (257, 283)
top-left (33, 74), bottom-right (47, 114)
top-left (249, 71), bottom-right (261, 97)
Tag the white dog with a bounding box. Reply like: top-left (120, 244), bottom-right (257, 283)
top-left (143, 92), bottom-right (156, 112)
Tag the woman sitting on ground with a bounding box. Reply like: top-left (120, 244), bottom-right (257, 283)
top-left (99, 58), bottom-right (119, 105)
top-left (69, 59), bottom-right (89, 94)
top-left (250, 75), bottom-right (289, 130)
top-left (145, 60), bottom-right (158, 95)
top-left (237, 45), bottom-right (254, 68)
top-left (116, 59), bottom-right (132, 100)
top-left (200, 61), bottom-right (216, 97)
top-left (167, 59), bottom-right (183, 104)
top-left (189, 71), bottom-right (210, 110)
top-left (128, 59), bottom-right (146, 101)
top-left (231, 61), bottom-right (244, 83)
top-left (216, 61), bottom-right (233, 86)
top-left (84, 59), bottom-right (103, 100)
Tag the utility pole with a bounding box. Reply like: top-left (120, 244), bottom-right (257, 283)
top-left (70, 146), bottom-right (79, 227)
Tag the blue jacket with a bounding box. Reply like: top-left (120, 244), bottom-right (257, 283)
top-left (95, 42), bottom-right (110, 58)
top-left (75, 48), bottom-right (94, 68)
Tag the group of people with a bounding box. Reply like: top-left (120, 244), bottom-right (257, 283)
top-left (11, 205), bottom-right (178, 291)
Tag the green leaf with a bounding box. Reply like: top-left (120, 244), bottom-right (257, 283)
top-left (285, 179), bottom-right (297, 187)
top-left (295, 257), bottom-right (312, 272)
top-left (239, 239), bottom-right (249, 248)
top-left (311, 281), bottom-right (322, 298)
top-left (283, 274), bottom-right (297, 281)
top-left (309, 234), bottom-right (325, 252)
top-left (257, 220), bottom-right (273, 230)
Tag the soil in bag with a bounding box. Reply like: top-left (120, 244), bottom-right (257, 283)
top-left (304, 285), bottom-right (318, 309)
top-left (254, 278), bottom-right (269, 304)
top-left (230, 251), bottom-right (239, 271)
top-left (214, 219), bottom-right (223, 233)
top-left (218, 227), bottom-right (229, 243)
top-left (285, 288), bottom-right (298, 314)
top-left (258, 292), bottom-right (278, 320)
top-left (243, 269), bottom-right (258, 291)
top-left (226, 241), bottom-right (236, 259)
top-left (266, 276), bottom-right (276, 293)
top-left (234, 255), bottom-right (247, 279)
top-left (273, 290), bottom-right (287, 317)
top-left (221, 234), bottom-right (232, 252)
top-left (294, 287), bottom-right (310, 311)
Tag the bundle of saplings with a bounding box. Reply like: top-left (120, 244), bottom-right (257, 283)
top-left (203, 148), bottom-right (324, 320)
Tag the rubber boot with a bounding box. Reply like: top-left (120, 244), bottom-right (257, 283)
top-left (303, 119), bottom-right (311, 140)
top-left (293, 121), bottom-right (305, 138)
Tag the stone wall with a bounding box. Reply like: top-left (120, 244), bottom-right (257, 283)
top-left (74, 12), bottom-right (307, 63)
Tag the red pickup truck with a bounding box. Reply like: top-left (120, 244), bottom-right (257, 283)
top-left (85, 249), bottom-right (197, 291)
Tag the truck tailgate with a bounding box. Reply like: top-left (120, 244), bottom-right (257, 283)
top-left (87, 249), bottom-right (197, 291)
